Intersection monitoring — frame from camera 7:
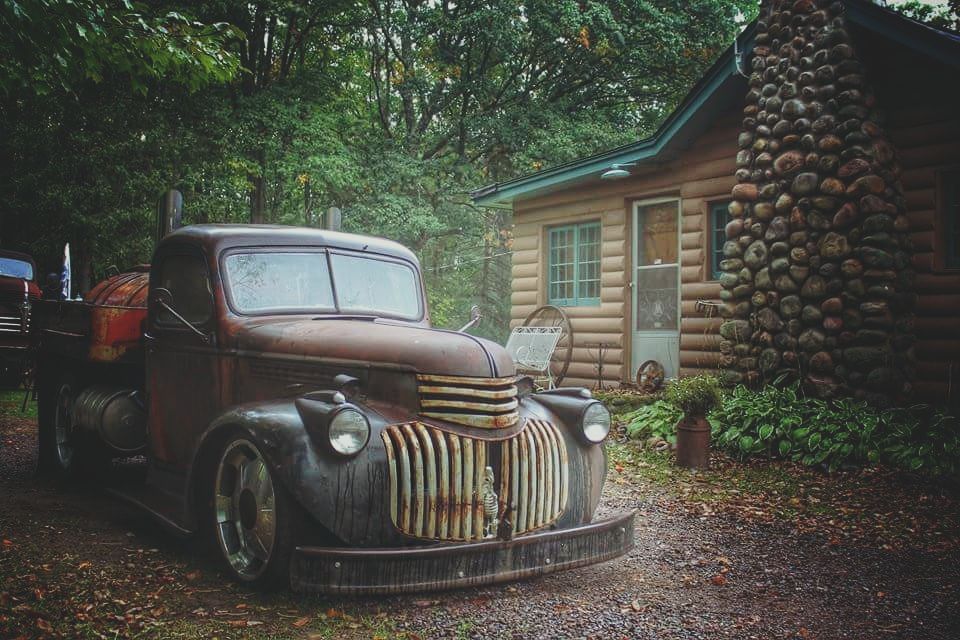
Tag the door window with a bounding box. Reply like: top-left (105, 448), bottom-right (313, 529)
top-left (156, 254), bottom-right (213, 326)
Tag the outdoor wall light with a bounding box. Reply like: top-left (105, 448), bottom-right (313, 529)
top-left (600, 162), bottom-right (636, 179)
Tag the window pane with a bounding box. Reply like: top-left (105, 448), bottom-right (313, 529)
top-left (578, 223), bottom-right (601, 301)
top-left (712, 202), bottom-right (729, 279)
top-left (158, 255), bottom-right (213, 324)
top-left (330, 253), bottom-right (421, 319)
top-left (224, 252), bottom-right (334, 313)
top-left (636, 201), bottom-right (678, 266)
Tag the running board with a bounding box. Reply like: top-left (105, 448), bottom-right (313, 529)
top-left (105, 485), bottom-right (195, 539)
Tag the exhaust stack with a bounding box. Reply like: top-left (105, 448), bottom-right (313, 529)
top-left (156, 190), bottom-right (184, 242)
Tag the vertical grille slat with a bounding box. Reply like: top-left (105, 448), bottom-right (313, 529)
top-left (433, 430), bottom-right (450, 539)
top-left (382, 420), bottom-right (568, 541)
top-left (447, 433), bottom-right (462, 539)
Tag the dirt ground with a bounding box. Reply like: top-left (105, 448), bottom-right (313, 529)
top-left (1, 401), bottom-right (959, 639)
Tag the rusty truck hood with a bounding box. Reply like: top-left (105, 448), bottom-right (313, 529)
top-left (232, 318), bottom-right (515, 378)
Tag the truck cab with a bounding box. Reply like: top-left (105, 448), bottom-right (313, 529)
top-left (34, 224), bottom-right (633, 593)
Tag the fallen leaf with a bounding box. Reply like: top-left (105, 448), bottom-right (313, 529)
top-left (185, 570), bottom-right (201, 581)
top-left (292, 616), bottom-right (311, 628)
top-left (710, 574), bottom-right (727, 586)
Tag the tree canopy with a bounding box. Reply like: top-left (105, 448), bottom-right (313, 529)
top-left (0, 0), bottom-right (756, 339)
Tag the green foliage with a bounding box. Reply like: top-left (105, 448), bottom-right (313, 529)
top-left (0, 0), bottom-right (756, 338)
top-left (623, 400), bottom-right (681, 444)
top-left (710, 384), bottom-right (960, 477)
top-left (886, 0), bottom-right (960, 32)
top-left (664, 374), bottom-right (721, 417)
top-left (0, 1), bottom-right (240, 96)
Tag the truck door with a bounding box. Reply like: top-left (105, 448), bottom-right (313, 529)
top-left (145, 250), bottom-right (220, 471)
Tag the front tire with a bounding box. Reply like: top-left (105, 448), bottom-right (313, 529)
top-left (212, 436), bottom-right (301, 589)
top-left (37, 367), bottom-right (110, 480)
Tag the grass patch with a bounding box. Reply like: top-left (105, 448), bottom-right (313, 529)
top-left (0, 388), bottom-right (37, 420)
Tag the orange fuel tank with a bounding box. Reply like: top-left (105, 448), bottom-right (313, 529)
top-left (84, 267), bottom-right (149, 362)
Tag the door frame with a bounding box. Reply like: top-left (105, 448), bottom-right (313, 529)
top-left (629, 196), bottom-right (682, 380)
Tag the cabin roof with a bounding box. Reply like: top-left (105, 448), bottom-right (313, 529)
top-left (471, 0), bottom-right (960, 207)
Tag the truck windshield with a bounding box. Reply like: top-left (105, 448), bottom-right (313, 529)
top-left (223, 251), bottom-right (421, 319)
top-left (0, 258), bottom-right (33, 280)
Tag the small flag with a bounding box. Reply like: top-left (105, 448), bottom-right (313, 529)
top-left (60, 243), bottom-right (71, 300)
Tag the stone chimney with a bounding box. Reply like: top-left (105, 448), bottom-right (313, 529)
top-left (719, 0), bottom-right (915, 404)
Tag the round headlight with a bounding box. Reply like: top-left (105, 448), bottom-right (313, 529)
top-left (328, 408), bottom-right (370, 456)
top-left (582, 402), bottom-right (611, 444)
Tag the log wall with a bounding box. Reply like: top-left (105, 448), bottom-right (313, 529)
top-left (511, 37), bottom-right (958, 407)
top-left (511, 110), bottom-right (740, 388)
top-left (878, 54), bottom-right (960, 408)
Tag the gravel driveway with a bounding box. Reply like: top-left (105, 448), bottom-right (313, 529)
top-left (2, 410), bottom-right (958, 639)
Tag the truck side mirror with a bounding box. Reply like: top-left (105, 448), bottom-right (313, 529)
top-left (151, 287), bottom-right (209, 344)
top-left (458, 304), bottom-right (482, 333)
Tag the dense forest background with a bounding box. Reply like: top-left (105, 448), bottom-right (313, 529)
top-left (0, 0), bottom-right (955, 341)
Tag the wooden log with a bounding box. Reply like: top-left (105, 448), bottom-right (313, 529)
top-left (681, 248), bottom-right (704, 266)
top-left (899, 143), bottom-right (960, 171)
top-left (888, 118), bottom-right (960, 149)
top-left (906, 209), bottom-right (935, 232)
top-left (600, 285), bottom-right (625, 304)
top-left (681, 317), bottom-right (723, 333)
top-left (512, 276), bottom-right (539, 293)
top-left (511, 290), bottom-right (538, 306)
top-left (915, 340), bottom-right (960, 360)
top-left (569, 346), bottom-right (623, 366)
top-left (568, 317), bottom-right (625, 333)
top-left (913, 380), bottom-right (954, 406)
top-left (679, 350), bottom-right (723, 368)
top-left (682, 213), bottom-right (705, 233)
top-left (512, 262), bottom-right (539, 279)
top-left (601, 255), bottom-right (626, 272)
top-left (510, 234), bottom-right (539, 252)
top-left (680, 333), bottom-right (722, 351)
top-left (911, 251), bottom-right (934, 273)
top-left (681, 265), bottom-right (703, 283)
top-left (905, 187), bottom-right (936, 211)
top-left (915, 294), bottom-right (960, 316)
top-left (681, 176), bottom-right (735, 199)
top-left (681, 231), bottom-right (702, 250)
top-left (914, 272), bottom-right (960, 294)
top-left (911, 230), bottom-right (934, 252)
top-left (681, 282), bottom-right (722, 300)
top-left (564, 302), bottom-right (624, 319)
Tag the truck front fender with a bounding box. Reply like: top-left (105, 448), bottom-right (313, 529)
top-left (189, 399), bottom-right (400, 547)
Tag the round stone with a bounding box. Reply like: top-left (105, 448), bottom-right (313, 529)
top-left (780, 295), bottom-right (802, 318)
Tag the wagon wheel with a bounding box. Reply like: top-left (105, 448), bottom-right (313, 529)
top-left (522, 304), bottom-right (574, 387)
top-left (636, 360), bottom-right (665, 394)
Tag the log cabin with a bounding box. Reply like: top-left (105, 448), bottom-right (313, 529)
top-left (472, 0), bottom-right (960, 408)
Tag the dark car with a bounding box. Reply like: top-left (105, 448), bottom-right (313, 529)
top-left (0, 249), bottom-right (41, 387)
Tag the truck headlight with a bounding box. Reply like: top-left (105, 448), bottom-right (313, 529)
top-left (581, 402), bottom-right (611, 444)
top-left (328, 408), bottom-right (370, 456)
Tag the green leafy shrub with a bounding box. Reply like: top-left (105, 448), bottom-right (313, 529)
top-left (664, 375), bottom-right (721, 417)
top-left (623, 400), bottom-right (681, 444)
top-left (709, 383), bottom-right (960, 477)
top-left (595, 390), bottom-right (662, 416)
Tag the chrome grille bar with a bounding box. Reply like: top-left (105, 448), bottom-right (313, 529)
top-left (416, 374), bottom-right (519, 429)
top-left (382, 420), bottom-right (568, 542)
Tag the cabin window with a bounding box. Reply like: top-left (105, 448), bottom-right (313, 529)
top-left (941, 169), bottom-right (960, 270)
top-left (547, 221), bottom-right (601, 306)
top-left (709, 201), bottom-right (729, 280)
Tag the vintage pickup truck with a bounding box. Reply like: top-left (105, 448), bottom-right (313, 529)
top-left (33, 224), bottom-right (634, 593)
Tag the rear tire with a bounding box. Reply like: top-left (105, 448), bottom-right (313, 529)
top-left (211, 435), bottom-right (301, 589)
top-left (37, 367), bottom-right (109, 480)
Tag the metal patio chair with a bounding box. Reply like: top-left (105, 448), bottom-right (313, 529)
top-left (504, 325), bottom-right (564, 389)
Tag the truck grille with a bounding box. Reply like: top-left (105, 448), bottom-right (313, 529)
top-left (381, 420), bottom-right (568, 542)
top-left (416, 374), bottom-right (519, 429)
top-left (0, 293), bottom-right (30, 335)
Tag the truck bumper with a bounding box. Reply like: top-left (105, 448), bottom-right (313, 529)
top-left (290, 510), bottom-right (635, 595)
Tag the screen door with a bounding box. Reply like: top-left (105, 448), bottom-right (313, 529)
top-left (631, 198), bottom-right (680, 379)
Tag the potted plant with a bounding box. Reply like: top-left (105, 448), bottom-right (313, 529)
top-left (665, 375), bottom-right (722, 469)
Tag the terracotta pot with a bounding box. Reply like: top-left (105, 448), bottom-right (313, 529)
top-left (675, 415), bottom-right (711, 469)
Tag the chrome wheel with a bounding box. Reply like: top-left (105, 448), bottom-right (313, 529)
top-left (53, 382), bottom-right (75, 470)
top-left (214, 439), bottom-right (277, 581)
